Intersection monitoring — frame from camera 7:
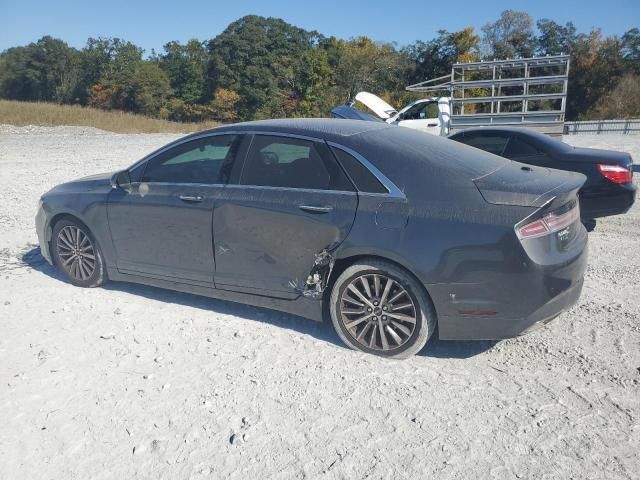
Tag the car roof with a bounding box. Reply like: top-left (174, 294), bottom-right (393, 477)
top-left (197, 118), bottom-right (391, 141)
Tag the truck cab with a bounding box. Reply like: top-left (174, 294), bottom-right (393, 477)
top-left (353, 92), bottom-right (451, 136)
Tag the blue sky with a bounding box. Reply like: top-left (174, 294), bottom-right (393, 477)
top-left (0, 0), bottom-right (638, 53)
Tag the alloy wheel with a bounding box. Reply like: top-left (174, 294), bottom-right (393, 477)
top-left (56, 225), bottom-right (96, 281)
top-left (339, 273), bottom-right (417, 351)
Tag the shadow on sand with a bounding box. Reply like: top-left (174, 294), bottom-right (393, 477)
top-left (21, 246), bottom-right (497, 359)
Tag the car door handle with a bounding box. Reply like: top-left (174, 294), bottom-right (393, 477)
top-left (179, 194), bottom-right (204, 203)
top-left (427, 123), bottom-right (438, 127)
top-left (299, 204), bottom-right (333, 214)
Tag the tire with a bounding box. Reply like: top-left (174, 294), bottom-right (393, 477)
top-left (51, 218), bottom-right (107, 288)
top-left (329, 259), bottom-right (436, 359)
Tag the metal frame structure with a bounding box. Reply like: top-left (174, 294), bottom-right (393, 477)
top-left (406, 55), bottom-right (571, 134)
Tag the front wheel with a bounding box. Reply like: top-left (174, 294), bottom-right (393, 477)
top-left (329, 259), bottom-right (436, 359)
top-left (51, 218), bottom-right (107, 288)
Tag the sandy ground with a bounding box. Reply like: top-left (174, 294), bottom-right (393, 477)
top-left (0, 125), bottom-right (639, 479)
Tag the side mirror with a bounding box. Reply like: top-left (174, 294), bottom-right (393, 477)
top-left (110, 170), bottom-right (131, 189)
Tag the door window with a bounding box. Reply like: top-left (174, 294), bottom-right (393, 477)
top-left (504, 137), bottom-right (541, 157)
top-left (402, 102), bottom-right (439, 120)
top-left (460, 134), bottom-right (509, 156)
top-left (141, 135), bottom-right (240, 184)
top-left (240, 135), bottom-right (352, 191)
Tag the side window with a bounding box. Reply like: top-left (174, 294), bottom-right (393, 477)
top-left (460, 135), bottom-right (509, 156)
top-left (504, 137), bottom-right (541, 157)
top-left (141, 135), bottom-right (239, 184)
top-left (331, 147), bottom-right (387, 194)
top-left (240, 135), bottom-right (352, 191)
top-left (402, 102), bottom-right (439, 120)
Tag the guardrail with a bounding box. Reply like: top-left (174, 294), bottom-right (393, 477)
top-left (564, 119), bottom-right (640, 135)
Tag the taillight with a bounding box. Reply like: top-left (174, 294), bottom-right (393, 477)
top-left (598, 164), bottom-right (633, 184)
top-left (516, 202), bottom-right (581, 240)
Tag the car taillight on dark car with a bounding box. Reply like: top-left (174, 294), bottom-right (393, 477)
top-left (516, 202), bottom-right (581, 240)
top-left (597, 164), bottom-right (633, 184)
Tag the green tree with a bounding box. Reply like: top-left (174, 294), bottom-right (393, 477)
top-left (482, 10), bottom-right (536, 59)
top-left (160, 39), bottom-right (207, 103)
top-left (536, 19), bottom-right (577, 55)
top-left (206, 15), bottom-right (320, 120)
top-left (621, 28), bottom-right (640, 74)
top-left (0, 36), bottom-right (78, 102)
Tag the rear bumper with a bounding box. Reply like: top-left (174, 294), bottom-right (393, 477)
top-left (580, 183), bottom-right (636, 219)
top-left (437, 276), bottom-right (583, 340)
top-left (433, 228), bottom-right (588, 341)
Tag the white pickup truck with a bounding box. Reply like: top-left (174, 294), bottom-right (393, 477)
top-left (353, 92), bottom-right (451, 136)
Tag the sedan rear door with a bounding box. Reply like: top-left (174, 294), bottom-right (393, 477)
top-left (212, 134), bottom-right (357, 298)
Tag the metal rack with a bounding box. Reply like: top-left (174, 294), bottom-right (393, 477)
top-left (406, 55), bottom-right (571, 135)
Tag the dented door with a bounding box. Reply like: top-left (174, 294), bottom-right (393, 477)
top-left (212, 133), bottom-right (357, 298)
top-left (213, 187), bottom-right (357, 297)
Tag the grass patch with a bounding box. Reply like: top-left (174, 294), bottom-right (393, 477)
top-left (0, 100), bottom-right (220, 133)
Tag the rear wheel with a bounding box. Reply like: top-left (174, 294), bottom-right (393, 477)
top-left (51, 218), bottom-right (106, 287)
top-left (329, 259), bottom-right (436, 359)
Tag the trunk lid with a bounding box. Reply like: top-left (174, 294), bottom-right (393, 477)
top-left (474, 162), bottom-right (586, 208)
top-left (564, 146), bottom-right (633, 167)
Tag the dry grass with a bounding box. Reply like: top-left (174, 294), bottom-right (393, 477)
top-left (0, 100), bottom-right (220, 133)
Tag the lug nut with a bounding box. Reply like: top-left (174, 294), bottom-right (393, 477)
top-left (367, 307), bottom-right (372, 312)
top-left (373, 301), bottom-right (379, 306)
top-left (382, 315), bottom-right (387, 321)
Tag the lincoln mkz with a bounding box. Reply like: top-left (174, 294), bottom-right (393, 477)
top-left (36, 119), bottom-right (588, 358)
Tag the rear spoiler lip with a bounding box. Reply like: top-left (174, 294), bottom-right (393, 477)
top-left (473, 170), bottom-right (586, 208)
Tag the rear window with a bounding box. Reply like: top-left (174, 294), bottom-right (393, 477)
top-left (331, 147), bottom-right (387, 194)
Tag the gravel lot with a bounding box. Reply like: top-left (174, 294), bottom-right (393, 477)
top-left (1, 125), bottom-right (638, 479)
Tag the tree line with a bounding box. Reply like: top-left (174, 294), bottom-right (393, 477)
top-left (1, 10), bottom-right (638, 123)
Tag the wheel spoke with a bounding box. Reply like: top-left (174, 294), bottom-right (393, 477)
top-left (368, 324), bottom-right (378, 348)
top-left (388, 289), bottom-right (406, 304)
top-left (62, 254), bottom-right (76, 266)
top-left (386, 325), bottom-right (403, 345)
top-left (344, 315), bottom-right (370, 329)
top-left (373, 275), bottom-right (381, 298)
top-left (391, 302), bottom-right (413, 311)
top-left (58, 235), bottom-right (74, 250)
top-left (391, 321), bottom-right (411, 336)
top-left (360, 277), bottom-right (372, 300)
top-left (378, 319), bottom-right (389, 349)
top-left (356, 322), bottom-right (373, 342)
top-left (387, 312), bottom-right (416, 324)
top-left (380, 278), bottom-right (394, 304)
top-left (79, 235), bottom-right (90, 248)
top-left (348, 284), bottom-right (373, 307)
top-left (343, 296), bottom-right (365, 308)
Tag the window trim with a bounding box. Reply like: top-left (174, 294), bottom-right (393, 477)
top-left (326, 142), bottom-right (404, 199)
top-left (138, 134), bottom-right (241, 186)
top-left (126, 130), bottom-right (403, 198)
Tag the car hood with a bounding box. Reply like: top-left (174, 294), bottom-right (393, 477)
top-left (474, 162), bottom-right (587, 208)
top-left (353, 92), bottom-right (398, 120)
top-left (563, 146), bottom-right (633, 167)
top-left (47, 171), bottom-right (115, 194)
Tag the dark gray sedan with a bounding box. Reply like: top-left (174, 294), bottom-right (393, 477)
top-left (36, 119), bottom-right (588, 358)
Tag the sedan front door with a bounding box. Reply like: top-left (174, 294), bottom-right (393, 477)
top-left (107, 134), bottom-right (242, 283)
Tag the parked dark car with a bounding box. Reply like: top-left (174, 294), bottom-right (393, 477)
top-left (36, 119), bottom-right (588, 358)
top-left (449, 127), bottom-right (636, 231)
